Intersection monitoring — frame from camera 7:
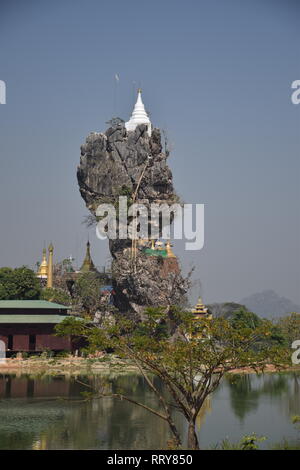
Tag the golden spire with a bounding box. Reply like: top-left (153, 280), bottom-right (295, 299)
top-left (165, 240), bottom-right (176, 258)
top-left (80, 240), bottom-right (96, 273)
top-left (37, 248), bottom-right (48, 278)
top-left (46, 243), bottom-right (54, 288)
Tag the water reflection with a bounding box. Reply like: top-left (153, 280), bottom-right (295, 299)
top-left (225, 373), bottom-right (291, 422)
top-left (0, 372), bottom-right (299, 449)
top-left (284, 373), bottom-right (300, 418)
top-left (225, 373), bottom-right (300, 423)
top-left (0, 373), bottom-right (184, 450)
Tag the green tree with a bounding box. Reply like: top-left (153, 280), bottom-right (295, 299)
top-left (0, 266), bottom-right (41, 300)
top-left (230, 307), bottom-right (262, 330)
top-left (277, 313), bottom-right (300, 345)
top-left (73, 272), bottom-right (103, 316)
top-left (230, 308), bottom-right (286, 347)
top-left (0, 268), bottom-right (16, 299)
top-left (40, 287), bottom-right (72, 306)
top-left (55, 307), bottom-right (289, 449)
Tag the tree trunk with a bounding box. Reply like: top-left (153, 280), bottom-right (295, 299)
top-left (168, 419), bottom-right (182, 448)
top-left (187, 420), bottom-right (199, 450)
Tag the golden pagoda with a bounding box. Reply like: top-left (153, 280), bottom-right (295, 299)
top-left (191, 297), bottom-right (212, 319)
top-left (80, 241), bottom-right (97, 273)
top-left (165, 240), bottom-right (176, 258)
top-left (37, 248), bottom-right (48, 279)
top-left (189, 297), bottom-right (212, 339)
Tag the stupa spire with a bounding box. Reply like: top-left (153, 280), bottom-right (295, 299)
top-left (37, 247), bottom-right (48, 279)
top-left (125, 88), bottom-right (152, 136)
top-left (166, 240), bottom-right (176, 258)
top-left (80, 240), bottom-right (96, 273)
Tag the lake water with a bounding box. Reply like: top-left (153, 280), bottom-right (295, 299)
top-left (0, 371), bottom-right (299, 449)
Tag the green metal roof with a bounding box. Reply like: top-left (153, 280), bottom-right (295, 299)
top-left (0, 300), bottom-right (69, 310)
top-left (0, 315), bottom-right (76, 324)
top-left (144, 248), bottom-right (168, 257)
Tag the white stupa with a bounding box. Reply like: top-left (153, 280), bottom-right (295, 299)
top-left (125, 88), bottom-right (152, 136)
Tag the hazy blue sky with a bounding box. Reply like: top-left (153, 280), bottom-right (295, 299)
top-left (0, 0), bottom-right (299, 305)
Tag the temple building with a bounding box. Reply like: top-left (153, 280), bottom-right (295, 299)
top-left (142, 239), bottom-right (176, 258)
top-left (0, 300), bottom-right (81, 354)
top-left (188, 297), bottom-right (212, 340)
top-left (125, 89), bottom-right (152, 136)
top-left (191, 297), bottom-right (212, 320)
top-left (139, 239), bottom-right (180, 280)
top-left (36, 240), bottom-right (98, 284)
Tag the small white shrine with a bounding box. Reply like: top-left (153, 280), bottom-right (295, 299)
top-left (125, 89), bottom-right (152, 136)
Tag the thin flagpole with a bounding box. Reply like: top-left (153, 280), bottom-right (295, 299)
top-left (132, 81), bottom-right (136, 105)
top-left (114, 73), bottom-right (120, 117)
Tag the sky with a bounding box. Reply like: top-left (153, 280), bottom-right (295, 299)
top-left (0, 0), bottom-right (299, 305)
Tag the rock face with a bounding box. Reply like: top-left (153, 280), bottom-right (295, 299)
top-left (78, 123), bottom-right (174, 210)
top-left (77, 121), bottom-right (189, 314)
top-left (111, 250), bottom-right (188, 314)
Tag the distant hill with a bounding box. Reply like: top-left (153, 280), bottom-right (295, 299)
top-left (207, 302), bottom-right (246, 319)
top-left (240, 290), bottom-right (300, 318)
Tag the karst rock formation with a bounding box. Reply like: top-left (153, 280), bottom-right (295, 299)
top-left (77, 121), bottom-right (189, 315)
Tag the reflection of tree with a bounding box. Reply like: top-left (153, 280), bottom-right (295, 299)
top-left (226, 375), bottom-right (258, 421)
top-left (0, 430), bottom-right (35, 449)
top-left (195, 397), bottom-right (211, 430)
top-left (284, 373), bottom-right (300, 418)
top-left (226, 374), bottom-right (289, 422)
top-left (2, 372), bottom-right (299, 449)
top-left (41, 374), bottom-right (183, 450)
top-left (0, 373), bottom-right (184, 450)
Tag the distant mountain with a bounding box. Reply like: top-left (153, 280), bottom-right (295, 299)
top-left (207, 302), bottom-right (246, 319)
top-left (240, 290), bottom-right (300, 318)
